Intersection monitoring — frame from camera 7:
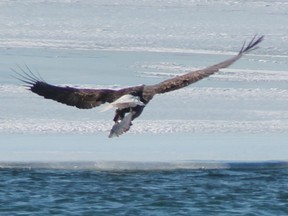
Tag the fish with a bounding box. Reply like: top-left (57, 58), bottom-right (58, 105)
top-left (109, 111), bottom-right (134, 138)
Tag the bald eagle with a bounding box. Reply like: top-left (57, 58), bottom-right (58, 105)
top-left (15, 35), bottom-right (264, 137)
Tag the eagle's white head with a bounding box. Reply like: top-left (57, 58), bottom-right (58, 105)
top-left (101, 94), bottom-right (145, 112)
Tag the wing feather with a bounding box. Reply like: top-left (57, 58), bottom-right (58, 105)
top-left (15, 68), bottom-right (144, 109)
top-left (149, 35), bottom-right (264, 94)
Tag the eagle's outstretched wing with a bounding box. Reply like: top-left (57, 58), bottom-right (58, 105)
top-left (148, 35), bottom-right (264, 95)
top-left (14, 66), bottom-right (144, 109)
top-left (15, 35), bottom-right (264, 108)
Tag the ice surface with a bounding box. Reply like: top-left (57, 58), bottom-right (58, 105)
top-left (0, 0), bottom-right (287, 164)
top-left (0, 0), bottom-right (287, 55)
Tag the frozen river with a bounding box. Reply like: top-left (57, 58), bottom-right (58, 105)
top-left (0, 0), bottom-right (287, 167)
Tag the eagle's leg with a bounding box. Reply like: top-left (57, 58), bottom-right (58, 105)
top-left (113, 107), bottom-right (130, 122)
top-left (131, 105), bottom-right (145, 121)
top-left (113, 105), bottom-right (145, 124)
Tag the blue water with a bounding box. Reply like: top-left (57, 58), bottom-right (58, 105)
top-left (1, 167), bottom-right (288, 215)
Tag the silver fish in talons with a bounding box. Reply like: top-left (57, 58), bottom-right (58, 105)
top-left (109, 112), bottom-right (134, 138)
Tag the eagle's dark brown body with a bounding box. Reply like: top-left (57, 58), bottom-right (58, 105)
top-left (16, 35), bottom-right (264, 137)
